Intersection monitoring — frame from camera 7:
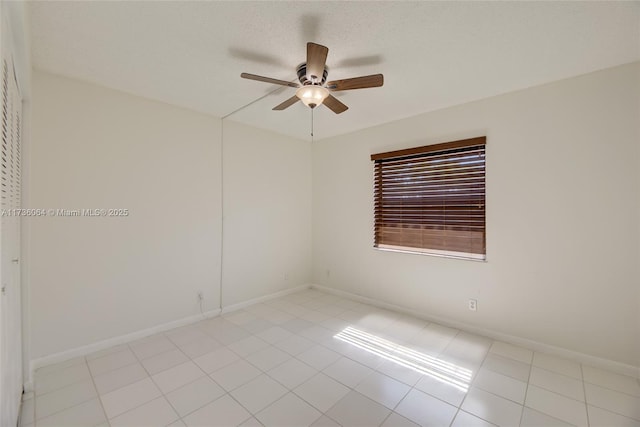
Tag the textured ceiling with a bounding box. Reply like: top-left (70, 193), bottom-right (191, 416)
top-left (30, 1), bottom-right (640, 141)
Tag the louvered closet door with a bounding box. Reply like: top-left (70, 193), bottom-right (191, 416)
top-left (0, 49), bottom-right (23, 427)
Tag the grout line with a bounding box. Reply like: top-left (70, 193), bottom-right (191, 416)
top-left (581, 364), bottom-right (591, 427)
top-left (518, 348), bottom-right (535, 426)
top-left (100, 339), bottom-right (183, 422)
top-left (219, 118), bottom-right (224, 312)
top-left (32, 380), bottom-right (97, 423)
top-left (449, 335), bottom-right (496, 427)
top-left (84, 356), bottom-right (109, 426)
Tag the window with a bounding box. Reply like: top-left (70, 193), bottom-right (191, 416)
top-left (371, 137), bottom-right (486, 260)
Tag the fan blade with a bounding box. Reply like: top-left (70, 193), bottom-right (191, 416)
top-left (323, 94), bottom-right (348, 114)
top-left (306, 42), bottom-right (329, 82)
top-left (326, 74), bottom-right (383, 91)
top-left (241, 73), bottom-right (299, 88)
top-left (273, 95), bottom-right (300, 110)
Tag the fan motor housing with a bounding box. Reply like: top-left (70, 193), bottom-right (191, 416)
top-left (297, 63), bottom-right (329, 86)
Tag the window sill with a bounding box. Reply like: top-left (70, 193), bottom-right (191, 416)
top-left (373, 246), bottom-right (487, 262)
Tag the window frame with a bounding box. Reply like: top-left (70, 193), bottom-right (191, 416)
top-left (371, 136), bottom-right (486, 261)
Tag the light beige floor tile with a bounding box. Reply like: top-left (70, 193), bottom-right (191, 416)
top-left (583, 365), bottom-right (640, 397)
top-left (268, 358), bottom-right (316, 389)
top-left (165, 326), bottom-right (209, 347)
top-left (529, 366), bottom-right (584, 401)
top-left (376, 359), bottom-right (424, 387)
top-left (242, 319), bottom-right (275, 335)
top-left (293, 373), bottom-right (350, 412)
top-left (182, 394), bottom-right (251, 427)
top-left (223, 310), bottom-right (258, 326)
top-left (296, 345), bottom-right (341, 370)
top-left (532, 353), bottom-right (581, 380)
top-left (151, 361), bottom-right (205, 394)
top-left (326, 391), bottom-right (391, 427)
top-left (165, 376), bottom-right (225, 417)
top-left (36, 398), bottom-right (106, 427)
top-left (88, 349), bottom-right (138, 377)
top-left (310, 415), bottom-right (342, 427)
top-left (193, 347), bottom-right (239, 373)
top-left (473, 368), bottom-right (527, 404)
top-left (141, 348), bottom-right (189, 375)
top-left (86, 345), bottom-right (129, 361)
top-left (441, 333), bottom-right (491, 366)
top-left (35, 356), bottom-right (86, 377)
top-left (481, 353), bottom-right (531, 382)
top-left (461, 387), bottom-right (523, 427)
top-left (20, 396), bottom-right (34, 425)
top-left (280, 318), bottom-right (315, 334)
top-left (297, 326), bottom-right (335, 343)
top-left (394, 388), bottom-right (457, 427)
top-left (323, 357), bottom-right (373, 388)
top-left (209, 359), bottom-right (262, 391)
top-left (588, 404), bottom-right (640, 427)
top-left (245, 346), bottom-right (291, 371)
top-left (100, 378), bottom-right (161, 419)
top-left (520, 407), bottom-right (573, 427)
top-left (93, 362), bottom-right (149, 395)
top-left (231, 374), bottom-right (288, 414)
top-left (228, 336), bottom-right (271, 358)
top-left (130, 335), bottom-right (176, 360)
top-left (36, 379), bottom-right (97, 420)
top-left (256, 392), bottom-right (322, 427)
top-left (209, 324), bottom-right (251, 345)
top-left (585, 383), bottom-right (640, 421)
top-left (489, 341), bottom-right (533, 364)
top-left (274, 335), bottom-right (315, 356)
top-left (525, 384), bottom-right (587, 426)
top-left (381, 412), bottom-right (420, 427)
top-left (178, 336), bottom-right (223, 359)
top-left (414, 373), bottom-right (468, 407)
top-left (451, 410), bottom-right (497, 427)
top-left (36, 363), bottom-right (91, 396)
top-left (355, 371), bottom-right (411, 409)
top-left (239, 416), bottom-right (264, 427)
top-left (256, 326), bottom-right (294, 344)
top-left (110, 397), bottom-right (179, 427)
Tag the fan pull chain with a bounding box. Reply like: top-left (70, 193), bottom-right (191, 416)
top-left (311, 108), bottom-right (314, 142)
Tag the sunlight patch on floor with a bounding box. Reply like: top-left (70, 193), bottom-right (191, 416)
top-left (335, 326), bottom-right (472, 391)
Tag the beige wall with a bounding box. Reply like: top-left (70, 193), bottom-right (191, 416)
top-left (29, 72), bottom-right (223, 359)
top-left (28, 72), bottom-right (313, 361)
top-left (221, 120), bottom-right (312, 306)
top-left (312, 62), bottom-right (640, 368)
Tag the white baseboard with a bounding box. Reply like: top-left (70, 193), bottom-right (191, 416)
top-left (27, 284), bottom-right (313, 387)
top-left (29, 281), bottom-right (637, 387)
top-left (221, 284), bottom-right (312, 314)
top-left (310, 284), bottom-right (640, 379)
top-left (30, 308), bottom-right (221, 377)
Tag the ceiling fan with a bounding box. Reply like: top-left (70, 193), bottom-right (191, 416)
top-left (241, 42), bottom-right (383, 114)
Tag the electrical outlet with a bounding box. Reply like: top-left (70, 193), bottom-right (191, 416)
top-left (197, 291), bottom-right (204, 301)
top-left (468, 299), bottom-right (477, 311)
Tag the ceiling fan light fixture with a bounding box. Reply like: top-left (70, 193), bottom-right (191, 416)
top-left (296, 85), bottom-right (329, 108)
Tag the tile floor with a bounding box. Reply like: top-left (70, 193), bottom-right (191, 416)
top-left (20, 289), bottom-right (640, 427)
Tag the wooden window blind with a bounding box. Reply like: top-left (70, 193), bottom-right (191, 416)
top-left (371, 137), bottom-right (486, 260)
